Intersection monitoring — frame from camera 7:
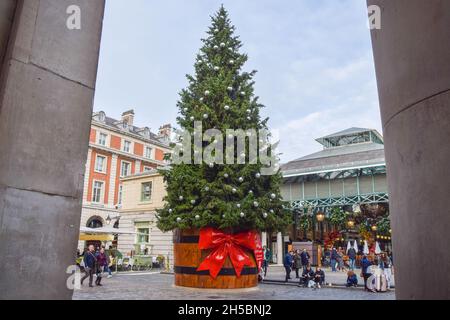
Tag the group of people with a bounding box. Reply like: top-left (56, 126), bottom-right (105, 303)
top-left (328, 247), bottom-right (354, 272)
top-left (79, 245), bottom-right (112, 288)
top-left (284, 249), bottom-right (325, 289)
top-left (359, 252), bottom-right (394, 292)
top-left (262, 244), bottom-right (393, 293)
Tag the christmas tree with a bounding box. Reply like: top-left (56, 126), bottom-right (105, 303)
top-left (157, 6), bottom-right (290, 233)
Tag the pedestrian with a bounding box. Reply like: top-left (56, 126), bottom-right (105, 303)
top-left (337, 248), bottom-right (346, 272)
top-left (379, 253), bottom-right (393, 289)
top-left (346, 270), bottom-right (358, 287)
top-left (330, 247), bottom-right (338, 272)
top-left (300, 264), bottom-right (315, 288)
top-left (283, 251), bottom-right (293, 282)
top-left (293, 250), bottom-right (301, 278)
top-left (347, 245), bottom-right (357, 270)
top-left (103, 251), bottom-right (113, 279)
top-left (263, 246), bottom-right (272, 277)
top-left (81, 245), bottom-right (97, 288)
top-left (361, 255), bottom-right (373, 291)
top-left (95, 247), bottom-right (108, 286)
top-left (300, 249), bottom-right (310, 272)
top-left (313, 266), bottom-right (325, 288)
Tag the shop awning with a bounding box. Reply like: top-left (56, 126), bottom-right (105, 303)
top-left (79, 233), bottom-right (115, 241)
top-left (78, 226), bottom-right (137, 241)
top-left (80, 226), bottom-right (137, 235)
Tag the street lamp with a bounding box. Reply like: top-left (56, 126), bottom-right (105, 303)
top-left (371, 225), bottom-right (378, 232)
top-left (106, 215), bottom-right (112, 225)
top-left (316, 212), bottom-right (325, 222)
top-left (316, 211), bottom-right (325, 243)
top-left (347, 220), bottom-right (355, 229)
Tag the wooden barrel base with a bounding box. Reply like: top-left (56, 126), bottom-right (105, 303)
top-left (173, 229), bottom-right (258, 289)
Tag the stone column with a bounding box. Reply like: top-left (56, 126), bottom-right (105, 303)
top-left (368, 0), bottom-right (450, 299)
top-left (0, 0), bottom-right (105, 299)
top-left (261, 232), bottom-right (267, 248)
top-left (276, 232), bottom-right (283, 265)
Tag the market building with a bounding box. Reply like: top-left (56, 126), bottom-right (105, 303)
top-left (269, 128), bottom-right (391, 265)
top-left (78, 110), bottom-right (172, 250)
top-left (118, 169), bottom-right (173, 267)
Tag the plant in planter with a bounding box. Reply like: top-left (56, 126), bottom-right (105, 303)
top-left (156, 6), bottom-right (290, 289)
top-left (328, 207), bottom-right (348, 229)
top-left (376, 216), bottom-right (391, 235)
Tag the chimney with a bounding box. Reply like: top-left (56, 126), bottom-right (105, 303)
top-left (121, 109), bottom-right (135, 126)
top-left (158, 124), bottom-right (172, 141)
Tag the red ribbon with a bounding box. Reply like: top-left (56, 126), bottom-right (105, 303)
top-left (197, 228), bottom-right (261, 279)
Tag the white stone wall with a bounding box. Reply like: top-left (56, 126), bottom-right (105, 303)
top-left (108, 154), bottom-right (118, 206)
top-left (118, 212), bottom-right (173, 267)
top-left (82, 149), bottom-right (92, 202)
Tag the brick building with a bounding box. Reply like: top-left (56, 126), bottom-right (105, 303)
top-left (79, 110), bottom-right (172, 249)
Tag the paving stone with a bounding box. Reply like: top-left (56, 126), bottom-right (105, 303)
top-left (73, 273), bottom-right (395, 300)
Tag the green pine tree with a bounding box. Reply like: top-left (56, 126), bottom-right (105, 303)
top-left (157, 6), bottom-right (291, 233)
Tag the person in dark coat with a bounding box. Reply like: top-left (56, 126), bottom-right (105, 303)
top-left (313, 267), bottom-right (325, 288)
top-left (293, 250), bottom-right (302, 278)
top-left (346, 271), bottom-right (358, 287)
top-left (283, 251), bottom-right (293, 282)
top-left (300, 249), bottom-right (310, 272)
top-left (81, 245), bottom-right (97, 287)
top-left (95, 247), bottom-right (108, 286)
top-left (361, 255), bottom-right (373, 291)
top-left (347, 246), bottom-right (357, 270)
top-left (300, 265), bottom-right (315, 287)
top-left (263, 246), bottom-right (272, 277)
top-left (330, 247), bottom-right (338, 272)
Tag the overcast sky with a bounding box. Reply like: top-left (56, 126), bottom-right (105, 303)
top-left (94, 0), bottom-right (382, 163)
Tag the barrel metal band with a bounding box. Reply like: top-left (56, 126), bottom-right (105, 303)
top-left (174, 266), bottom-right (258, 276)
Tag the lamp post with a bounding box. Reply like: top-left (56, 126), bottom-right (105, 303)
top-left (371, 225), bottom-right (378, 244)
top-left (347, 220), bottom-right (355, 229)
top-left (316, 211), bottom-right (325, 244)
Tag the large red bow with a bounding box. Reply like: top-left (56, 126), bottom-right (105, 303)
top-left (197, 228), bottom-right (259, 279)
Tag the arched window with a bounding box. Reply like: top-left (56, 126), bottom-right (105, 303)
top-left (87, 216), bottom-right (103, 229)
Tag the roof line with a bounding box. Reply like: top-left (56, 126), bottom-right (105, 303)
top-left (282, 162), bottom-right (386, 178)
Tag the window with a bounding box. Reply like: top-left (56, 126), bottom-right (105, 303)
top-left (92, 181), bottom-right (104, 203)
top-left (118, 185), bottom-right (123, 205)
top-left (121, 161), bottom-right (131, 177)
top-left (141, 182), bottom-right (152, 202)
top-left (137, 228), bottom-right (149, 244)
top-left (123, 140), bottom-right (131, 153)
top-left (145, 146), bottom-right (153, 159)
top-left (87, 217), bottom-right (103, 229)
top-left (98, 132), bottom-right (107, 146)
top-left (95, 155), bottom-right (107, 173)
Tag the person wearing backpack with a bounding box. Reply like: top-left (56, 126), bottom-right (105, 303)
top-left (347, 246), bottom-right (357, 271)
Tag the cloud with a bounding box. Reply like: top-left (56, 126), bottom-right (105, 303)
top-left (94, 0), bottom-right (382, 164)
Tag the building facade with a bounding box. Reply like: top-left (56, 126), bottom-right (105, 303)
top-left (118, 170), bottom-right (173, 266)
top-left (79, 110), bottom-right (172, 249)
top-left (270, 128), bottom-right (390, 264)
